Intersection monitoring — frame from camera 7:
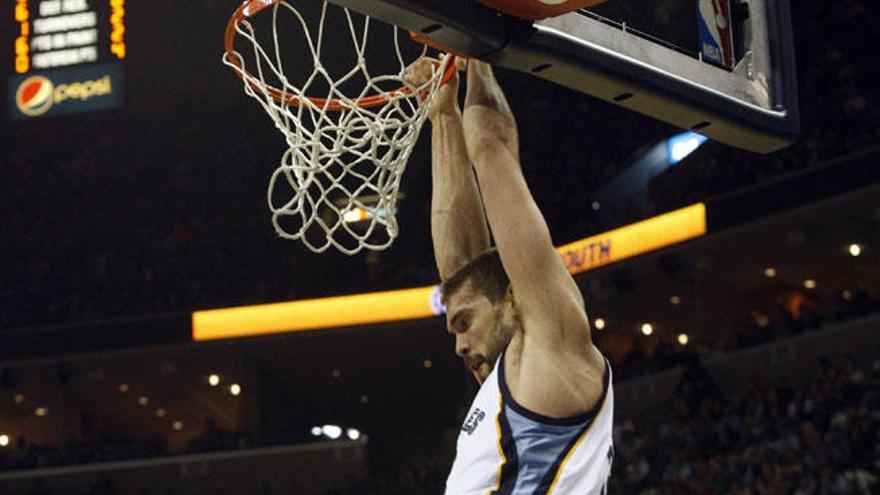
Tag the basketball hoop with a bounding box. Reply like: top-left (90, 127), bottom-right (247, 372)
top-left (223, 0), bottom-right (455, 254)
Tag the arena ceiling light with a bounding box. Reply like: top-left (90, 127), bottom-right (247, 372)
top-left (229, 383), bottom-right (242, 396)
top-left (641, 323), bottom-right (653, 336)
top-left (322, 425), bottom-right (343, 440)
top-left (666, 131), bottom-right (709, 165)
top-left (208, 374), bottom-right (221, 386)
top-left (849, 244), bottom-right (862, 257)
top-left (764, 267), bottom-right (778, 278)
top-left (593, 318), bottom-right (605, 330)
top-left (677, 333), bottom-right (689, 345)
top-left (313, 425), bottom-right (360, 440)
top-left (0, 434), bottom-right (9, 447)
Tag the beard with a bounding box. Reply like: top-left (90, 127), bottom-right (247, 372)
top-left (472, 305), bottom-right (515, 382)
top-left (485, 310), bottom-right (514, 364)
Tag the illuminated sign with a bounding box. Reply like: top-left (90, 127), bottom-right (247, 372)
top-left (557, 203), bottom-right (706, 275)
top-left (109, 0), bottom-right (125, 59)
top-left (14, 0), bottom-right (31, 73)
top-left (8, 1), bottom-right (126, 118)
top-left (8, 62), bottom-right (122, 119)
top-left (192, 204), bottom-right (707, 341)
top-left (192, 286), bottom-right (444, 341)
top-left (12, 0), bottom-right (126, 74)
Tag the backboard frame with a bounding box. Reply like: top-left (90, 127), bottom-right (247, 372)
top-left (328, 0), bottom-right (799, 154)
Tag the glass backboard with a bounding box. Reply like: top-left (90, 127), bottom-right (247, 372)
top-left (330, 0), bottom-right (799, 154)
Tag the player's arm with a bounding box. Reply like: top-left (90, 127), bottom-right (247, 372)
top-left (462, 60), bottom-right (588, 346)
top-left (462, 61), bottom-right (603, 412)
top-left (426, 63), bottom-right (490, 281)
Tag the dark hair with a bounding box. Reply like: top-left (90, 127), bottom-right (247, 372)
top-left (441, 248), bottom-right (510, 305)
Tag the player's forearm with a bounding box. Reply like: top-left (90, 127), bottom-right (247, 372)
top-left (431, 110), bottom-right (490, 281)
top-left (462, 62), bottom-right (520, 167)
top-left (465, 61), bottom-right (514, 120)
top-left (459, 61), bottom-right (527, 273)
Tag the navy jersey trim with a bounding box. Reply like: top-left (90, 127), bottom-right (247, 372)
top-left (498, 352), bottom-right (610, 427)
top-left (490, 392), bottom-right (520, 495)
top-left (536, 363), bottom-right (611, 494)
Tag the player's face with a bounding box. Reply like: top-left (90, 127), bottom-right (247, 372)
top-left (445, 280), bottom-right (515, 384)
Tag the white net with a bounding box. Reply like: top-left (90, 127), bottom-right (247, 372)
top-left (223, 0), bottom-right (452, 254)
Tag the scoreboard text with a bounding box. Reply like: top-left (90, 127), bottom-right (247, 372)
top-left (14, 0), bottom-right (126, 73)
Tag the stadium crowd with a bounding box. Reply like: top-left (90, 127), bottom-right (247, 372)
top-left (0, 435), bottom-right (166, 473)
top-left (612, 286), bottom-right (876, 382)
top-left (610, 356), bottom-right (880, 495)
top-left (0, 421), bottom-right (251, 474)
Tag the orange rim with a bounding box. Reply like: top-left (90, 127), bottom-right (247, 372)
top-left (224, 0), bottom-right (457, 111)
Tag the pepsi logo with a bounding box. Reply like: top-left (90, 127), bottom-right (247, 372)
top-left (16, 76), bottom-right (55, 117)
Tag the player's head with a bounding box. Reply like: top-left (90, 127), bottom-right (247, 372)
top-left (441, 248), bottom-right (517, 383)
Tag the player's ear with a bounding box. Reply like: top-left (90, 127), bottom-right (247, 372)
top-left (505, 284), bottom-right (514, 305)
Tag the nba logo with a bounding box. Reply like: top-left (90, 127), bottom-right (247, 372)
top-left (698, 0), bottom-right (735, 68)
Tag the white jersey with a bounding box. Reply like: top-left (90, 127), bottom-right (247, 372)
top-left (445, 352), bottom-right (614, 495)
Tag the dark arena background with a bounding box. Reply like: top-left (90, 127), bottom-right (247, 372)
top-left (1, 1), bottom-right (879, 494)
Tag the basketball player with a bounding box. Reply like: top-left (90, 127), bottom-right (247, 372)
top-left (417, 59), bottom-right (614, 493)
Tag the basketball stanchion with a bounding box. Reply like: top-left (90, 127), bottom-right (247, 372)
top-left (223, 0), bottom-right (456, 254)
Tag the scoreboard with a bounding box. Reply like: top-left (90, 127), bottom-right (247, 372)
top-left (8, 0), bottom-right (126, 119)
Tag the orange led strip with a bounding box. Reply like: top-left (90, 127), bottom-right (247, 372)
top-left (192, 203), bottom-right (706, 341)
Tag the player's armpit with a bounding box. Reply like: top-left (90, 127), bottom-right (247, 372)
top-left (507, 342), bottom-right (607, 419)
